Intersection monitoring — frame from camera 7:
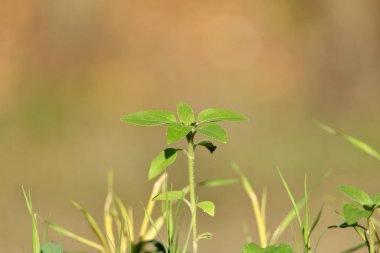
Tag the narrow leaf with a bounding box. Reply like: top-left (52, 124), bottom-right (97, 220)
top-left (337, 185), bottom-right (374, 207)
top-left (47, 222), bottom-right (104, 251)
top-left (167, 124), bottom-right (192, 144)
top-left (121, 110), bottom-right (176, 126)
top-left (198, 108), bottom-right (247, 123)
top-left (278, 169), bottom-right (303, 229)
top-left (315, 121), bottom-right (380, 161)
top-left (153, 191), bottom-right (185, 201)
top-left (195, 140), bottom-right (217, 154)
top-left (71, 201), bottom-right (110, 252)
top-left (197, 123), bottom-right (227, 143)
top-left (198, 178), bottom-right (239, 187)
top-left (310, 206), bottom-right (323, 236)
top-left (149, 148), bottom-right (178, 180)
top-left (197, 201), bottom-right (215, 217)
top-left (197, 232), bottom-right (213, 240)
top-left (177, 102), bottom-right (195, 125)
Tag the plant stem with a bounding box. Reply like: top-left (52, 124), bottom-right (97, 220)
top-left (368, 218), bottom-right (375, 253)
top-left (187, 135), bottom-right (198, 253)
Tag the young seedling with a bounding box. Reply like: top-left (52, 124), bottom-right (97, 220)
top-left (329, 186), bottom-right (380, 253)
top-left (121, 102), bottom-right (247, 253)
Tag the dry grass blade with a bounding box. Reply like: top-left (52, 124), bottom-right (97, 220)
top-left (47, 222), bottom-right (104, 251)
top-left (233, 162), bottom-right (267, 247)
top-left (72, 201), bottom-right (111, 253)
top-left (139, 173), bottom-right (167, 239)
top-left (104, 171), bottom-right (115, 250)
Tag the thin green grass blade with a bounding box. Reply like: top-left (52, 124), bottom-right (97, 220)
top-left (72, 201), bottom-right (110, 253)
top-left (270, 196), bottom-right (306, 245)
top-left (278, 169), bottom-right (303, 229)
top-left (304, 174), bottom-right (310, 247)
top-left (310, 207), bottom-right (323, 236)
top-left (142, 205), bottom-right (168, 253)
top-left (315, 121), bottom-right (380, 161)
top-left (47, 222), bottom-right (104, 251)
top-left (22, 187), bottom-right (40, 253)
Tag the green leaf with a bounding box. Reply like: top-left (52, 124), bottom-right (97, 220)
top-left (371, 193), bottom-right (380, 206)
top-left (153, 191), bottom-right (185, 201)
top-left (198, 108), bottom-right (247, 123)
top-left (167, 124), bottom-right (192, 144)
top-left (343, 204), bottom-right (371, 225)
top-left (197, 123), bottom-right (227, 143)
top-left (196, 140), bottom-right (217, 153)
top-left (177, 102), bottom-right (195, 125)
top-left (121, 110), bottom-right (176, 126)
top-left (242, 243), bottom-right (293, 253)
top-left (315, 121), bottom-right (380, 161)
top-left (197, 232), bottom-right (213, 240)
top-left (198, 178), bottom-right (239, 187)
top-left (197, 201), bottom-right (215, 216)
top-left (149, 148), bottom-right (178, 180)
top-left (41, 242), bottom-right (63, 253)
top-left (337, 185), bottom-right (374, 207)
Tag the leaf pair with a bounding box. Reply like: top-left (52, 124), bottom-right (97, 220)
top-left (338, 185), bottom-right (380, 225)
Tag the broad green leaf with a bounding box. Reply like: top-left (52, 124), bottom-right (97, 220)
top-left (195, 140), bottom-right (217, 153)
top-left (197, 123), bottom-right (227, 143)
top-left (177, 102), bottom-right (195, 125)
top-left (153, 191), bottom-right (185, 201)
top-left (41, 242), bottom-right (63, 253)
top-left (167, 124), bottom-right (192, 144)
top-left (121, 110), bottom-right (176, 126)
top-left (315, 121), bottom-right (380, 161)
top-left (197, 201), bottom-right (215, 216)
top-left (149, 148), bottom-right (178, 180)
top-left (371, 193), bottom-right (380, 206)
top-left (343, 204), bottom-right (371, 225)
top-left (198, 108), bottom-right (247, 123)
top-left (197, 232), bottom-right (213, 240)
top-left (337, 185), bottom-right (374, 207)
top-left (242, 242), bottom-right (293, 253)
top-left (198, 178), bottom-right (239, 187)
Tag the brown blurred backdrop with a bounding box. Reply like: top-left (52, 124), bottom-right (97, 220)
top-left (1, 1), bottom-right (380, 252)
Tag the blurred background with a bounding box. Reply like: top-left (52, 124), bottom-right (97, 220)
top-left (1, 0), bottom-right (380, 252)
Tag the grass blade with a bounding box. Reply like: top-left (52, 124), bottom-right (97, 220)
top-left (47, 222), bottom-right (104, 251)
top-left (22, 187), bottom-right (40, 253)
top-left (277, 169), bottom-right (303, 229)
top-left (315, 121), bottom-right (380, 161)
top-left (72, 201), bottom-right (110, 253)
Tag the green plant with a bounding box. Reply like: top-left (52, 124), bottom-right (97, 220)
top-left (317, 121), bottom-right (380, 252)
top-left (277, 171), bottom-right (323, 253)
top-left (22, 187), bottom-right (63, 253)
top-left (121, 102), bottom-right (247, 253)
top-left (233, 163), bottom-right (306, 250)
top-left (329, 186), bottom-right (380, 253)
top-left (47, 171), bottom-right (167, 253)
